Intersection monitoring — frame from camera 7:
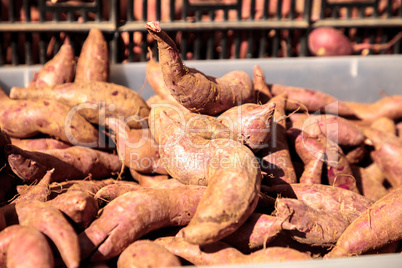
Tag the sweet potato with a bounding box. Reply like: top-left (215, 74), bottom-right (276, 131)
top-left (154, 236), bottom-right (312, 265)
top-left (308, 27), bottom-right (354, 56)
top-left (262, 183), bottom-right (373, 217)
top-left (146, 21), bottom-right (255, 115)
top-left (345, 95), bottom-right (402, 122)
top-left (222, 213), bottom-right (296, 252)
top-left (259, 93), bottom-right (297, 184)
top-left (79, 185), bottom-right (206, 261)
top-left (10, 81), bottom-right (150, 129)
top-left (10, 137), bottom-right (71, 150)
top-left (5, 144), bottom-right (123, 183)
top-left (129, 169), bottom-right (170, 187)
top-left (0, 89), bottom-right (99, 145)
top-left (351, 164), bottom-right (388, 202)
top-left (268, 83), bottom-right (356, 117)
top-left (94, 182), bottom-right (143, 204)
top-left (217, 101), bottom-right (276, 152)
top-left (75, 28), bottom-right (109, 83)
top-left (106, 117), bottom-right (166, 175)
top-left (28, 42), bottom-right (75, 88)
top-left (11, 168), bottom-right (53, 203)
top-left (117, 240), bottom-right (182, 268)
top-left (253, 65), bottom-right (272, 104)
top-left (47, 190), bottom-right (99, 231)
top-left (363, 127), bottom-right (402, 188)
top-left (15, 200), bottom-right (80, 268)
top-left (274, 198), bottom-right (353, 246)
top-left (159, 111), bottom-right (261, 244)
top-left (324, 186), bottom-right (402, 258)
top-left (0, 225), bottom-right (54, 268)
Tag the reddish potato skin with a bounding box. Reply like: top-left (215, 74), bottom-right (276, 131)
top-left (11, 137), bottom-right (71, 150)
top-left (79, 185), bottom-right (206, 262)
top-left (15, 201), bottom-right (80, 268)
top-left (28, 43), bottom-right (75, 88)
top-left (324, 187), bottom-right (402, 258)
top-left (308, 27), bottom-right (353, 56)
top-left (75, 28), bottom-right (109, 83)
top-left (11, 168), bottom-right (53, 203)
top-left (0, 225), bottom-right (54, 268)
top-left (117, 240), bottom-right (182, 268)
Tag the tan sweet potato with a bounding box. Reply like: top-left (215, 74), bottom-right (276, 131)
top-left (5, 144), bottom-right (122, 183)
top-left (259, 93), bottom-right (297, 184)
top-left (129, 169), bottom-right (171, 187)
top-left (94, 181), bottom-right (143, 204)
top-left (15, 201), bottom-right (80, 268)
top-left (324, 186), bottom-right (402, 258)
top-left (75, 28), bottom-right (109, 83)
top-left (217, 101), bottom-right (276, 152)
top-left (0, 89), bottom-right (99, 145)
top-left (117, 239), bottom-right (182, 268)
top-left (351, 164), bottom-right (388, 202)
top-left (154, 236), bottom-right (312, 265)
top-left (10, 81), bottom-right (150, 129)
top-left (79, 185), bottom-right (206, 261)
top-left (253, 65), bottom-right (272, 104)
top-left (28, 42), bottom-right (75, 88)
top-left (345, 95), bottom-right (402, 122)
top-left (106, 117), bottom-right (166, 175)
top-left (47, 190), bottom-right (99, 231)
top-left (10, 137), bottom-right (71, 150)
top-left (11, 168), bottom-right (53, 203)
top-left (159, 111), bottom-right (261, 244)
top-left (146, 21), bottom-right (255, 115)
top-left (274, 198), bottom-right (353, 246)
top-left (0, 225), bottom-right (54, 268)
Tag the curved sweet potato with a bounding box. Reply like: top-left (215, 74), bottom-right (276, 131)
top-left (75, 28), bottom-right (109, 83)
top-left (5, 145), bottom-right (123, 183)
top-left (0, 225), bottom-right (54, 268)
top-left (79, 185), bottom-right (206, 261)
top-left (117, 240), bottom-right (182, 268)
top-left (146, 21), bottom-right (255, 115)
top-left (11, 168), bottom-right (53, 203)
top-left (0, 90), bottom-right (99, 145)
top-left (252, 65), bottom-right (272, 104)
top-left (324, 186), bottom-right (402, 258)
top-left (10, 81), bottom-right (150, 129)
top-left (16, 201), bottom-right (80, 268)
top-left (28, 43), bottom-right (75, 88)
top-left (159, 111), bottom-right (261, 244)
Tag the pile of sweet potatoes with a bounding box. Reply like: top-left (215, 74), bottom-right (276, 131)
top-left (0, 23), bottom-right (401, 268)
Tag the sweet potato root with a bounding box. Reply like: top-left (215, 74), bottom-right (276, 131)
top-left (253, 65), bottom-right (272, 104)
top-left (94, 182), bottom-right (142, 204)
top-left (0, 89), bottom-right (99, 145)
top-left (28, 42), bottom-right (75, 88)
top-left (11, 168), bottom-right (53, 203)
top-left (0, 225), bottom-right (54, 268)
top-left (154, 236), bottom-right (312, 265)
top-left (217, 101), bottom-right (276, 152)
top-left (117, 239), bottom-right (182, 268)
top-left (262, 183), bottom-right (373, 217)
top-left (324, 186), bottom-right (402, 258)
top-left (75, 28), bottom-right (109, 83)
top-left (5, 144), bottom-right (123, 183)
top-left (274, 198), bottom-right (353, 246)
top-left (363, 127), bottom-right (402, 187)
top-left (159, 111), bottom-right (261, 244)
top-left (10, 81), bottom-right (150, 129)
top-left (10, 137), bottom-right (71, 150)
top-left (351, 164), bottom-right (388, 202)
top-left (146, 21), bottom-right (255, 115)
top-left (259, 93), bottom-right (297, 184)
top-left (106, 117), bottom-right (166, 174)
top-left (47, 190), bottom-right (99, 231)
top-left (15, 200), bottom-right (80, 268)
top-left (79, 185), bottom-right (206, 261)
